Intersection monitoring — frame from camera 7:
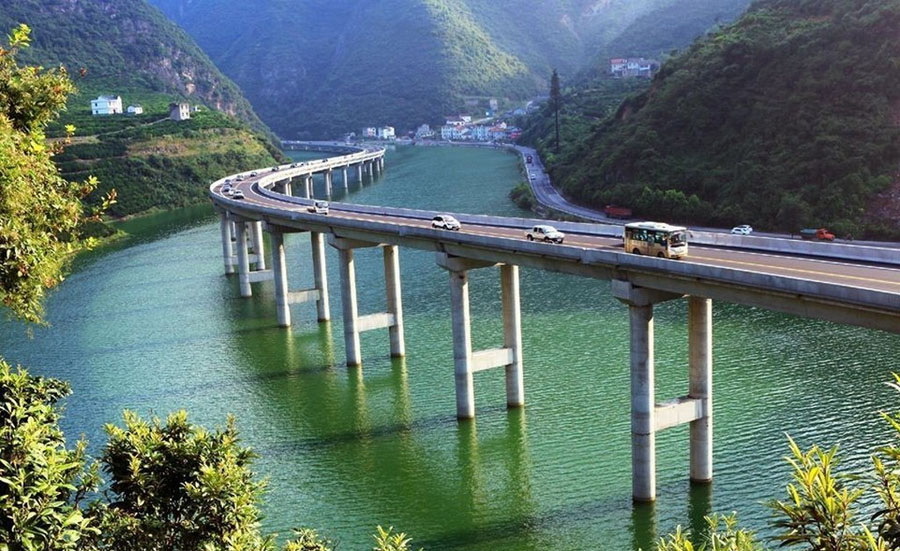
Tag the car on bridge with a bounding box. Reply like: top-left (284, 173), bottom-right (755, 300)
top-left (526, 225), bottom-right (565, 244)
top-left (307, 200), bottom-right (329, 214)
top-left (731, 225), bottom-right (753, 235)
top-left (432, 214), bottom-right (461, 231)
top-left (232, 190), bottom-right (245, 200)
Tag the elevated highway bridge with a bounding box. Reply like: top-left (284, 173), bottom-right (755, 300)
top-left (209, 143), bottom-right (900, 502)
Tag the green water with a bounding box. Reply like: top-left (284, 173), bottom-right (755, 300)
top-left (2, 146), bottom-right (898, 550)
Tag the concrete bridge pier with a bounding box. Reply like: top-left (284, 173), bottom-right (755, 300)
top-left (219, 210), bottom-right (235, 275)
top-left (613, 280), bottom-right (713, 502)
top-left (325, 169), bottom-right (333, 197)
top-left (437, 253), bottom-right (524, 419)
top-left (235, 220), bottom-right (252, 298)
top-left (357, 164), bottom-right (363, 183)
top-left (265, 227), bottom-right (331, 327)
top-left (250, 221), bottom-right (267, 270)
top-left (330, 237), bottom-right (406, 366)
top-left (304, 176), bottom-right (313, 198)
top-left (282, 178), bottom-right (293, 196)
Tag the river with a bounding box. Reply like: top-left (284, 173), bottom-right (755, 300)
top-left (2, 145), bottom-right (898, 550)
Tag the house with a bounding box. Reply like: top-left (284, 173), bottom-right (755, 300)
top-left (470, 125), bottom-right (490, 141)
top-left (169, 102), bottom-right (191, 121)
top-left (414, 124), bottom-right (434, 139)
top-left (440, 125), bottom-right (466, 141)
top-left (362, 127), bottom-right (378, 138)
top-left (376, 126), bottom-right (395, 139)
top-left (91, 95), bottom-right (122, 115)
top-left (126, 105), bottom-right (143, 115)
top-left (610, 57), bottom-right (659, 78)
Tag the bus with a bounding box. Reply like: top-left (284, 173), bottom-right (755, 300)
top-left (623, 222), bottom-right (689, 259)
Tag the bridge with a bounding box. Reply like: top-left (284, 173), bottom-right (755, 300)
top-left (209, 143), bottom-right (900, 503)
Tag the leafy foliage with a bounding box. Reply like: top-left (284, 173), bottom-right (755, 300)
top-left (0, 361), bottom-right (100, 550)
top-left (0, 25), bottom-right (104, 323)
top-left (373, 526), bottom-right (422, 551)
top-left (655, 514), bottom-right (764, 551)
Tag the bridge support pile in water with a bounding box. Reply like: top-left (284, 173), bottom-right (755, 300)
top-left (436, 253), bottom-right (524, 419)
top-left (613, 280), bottom-right (713, 502)
top-left (266, 226), bottom-right (331, 327)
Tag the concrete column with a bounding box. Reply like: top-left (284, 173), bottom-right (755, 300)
top-left (357, 164), bottom-right (363, 182)
top-left (284, 180), bottom-right (292, 196)
top-left (367, 161), bottom-right (373, 178)
top-left (251, 221), bottom-right (266, 270)
top-left (379, 157), bottom-right (385, 172)
top-left (342, 168), bottom-right (349, 189)
top-left (311, 232), bottom-right (331, 321)
top-left (304, 176), bottom-right (312, 198)
top-left (235, 221), bottom-right (252, 298)
top-left (325, 170), bottom-right (333, 197)
top-left (689, 297), bottom-right (713, 483)
top-left (383, 245), bottom-right (405, 357)
top-left (219, 211), bottom-right (234, 275)
top-left (501, 264), bottom-right (524, 407)
top-left (339, 248), bottom-right (362, 366)
top-left (630, 303), bottom-right (655, 502)
top-left (450, 269), bottom-right (475, 419)
top-left (271, 230), bottom-right (290, 327)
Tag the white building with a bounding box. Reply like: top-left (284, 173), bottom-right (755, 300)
top-left (169, 102), bottom-right (191, 121)
top-left (470, 125), bottom-right (490, 141)
top-left (91, 95), bottom-right (122, 115)
top-left (414, 124), bottom-right (434, 139)
top-left (377, 126), bottom-right (395, 139)
top-left (362, 127), bottom-right (378, 138)
top-left (126, 105), bottom-right (143, 115)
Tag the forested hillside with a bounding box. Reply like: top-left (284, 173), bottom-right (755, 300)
top-left (0, 0), bottom-right (281, 217)
top-left (542, 0), bottom-right (900, 238)
top-left (148, 0), bottom-right (750, 138)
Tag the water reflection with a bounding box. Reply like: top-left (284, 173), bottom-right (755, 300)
top-left (688, 481), bottom-right (713, 544)
top-left (631, 501), bottom-right (657, 551)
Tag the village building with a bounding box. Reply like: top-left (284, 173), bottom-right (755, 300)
top-left (90, 95), bottom-right (122, 115)
top-left (414, 124), bottom-right (434, 139)
top-left (610, 57), bottom-right (659, 78)
top-left (169, 102), bottom-right (191, 121)
top-left (126, 104), bottom-right (143, 115)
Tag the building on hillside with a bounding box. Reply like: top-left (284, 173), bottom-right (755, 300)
top-left (610, 57), bottom-right (659, 78)
top-left (489, 98), bottom-right (499, 111)
top-left (362, 127), bottom-right (378, 138)
top-left (169, 102), bottom-right (191, 121)
top-left (440, 125), bottom-right (466, 141)
top-left (414, 124), bottom-right (434, 139)
top-left (376, 126), bottom-right (395, 139)
top-left (91, 95), bottom-right (122, 115)
top-left (470, 125), bottom-right (490, 141)
top-left (126, 104), bottom-right (143, 115)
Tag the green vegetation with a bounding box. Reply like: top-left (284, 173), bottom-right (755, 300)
top-left (509, 182), bottom-right (536, 210)
top-left (539, 0), bottom-right (900, 238)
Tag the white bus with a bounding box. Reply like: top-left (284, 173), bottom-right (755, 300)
top-left (623, 222), bottom-right (689, 259)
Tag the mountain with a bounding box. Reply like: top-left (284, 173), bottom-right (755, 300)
top-left (544, 0), bottom-right (900, 239)
top-left (147, 0), bottom-right (751, 139)
top-left (0, 0), bottom-right (282, 217)
top-left (0, 0), bottom-right (268, 134)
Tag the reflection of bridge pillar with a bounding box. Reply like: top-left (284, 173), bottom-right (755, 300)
top-left (330, 237), bottom-right (406, 366)
top-left (357, 164), bottom-right (363, 182)
top-left (612, 280), bottom-right (686, 503)
top-left (437, 254), bottom-right (523, 419)
top-left (325, 169), bottom-right (333, 197)
top-left (219, 211), bottom-right (235, 275)
top-left (250, 221), bottom-right (266, 270)
top-left (342, 168), bottom-right (348, 189)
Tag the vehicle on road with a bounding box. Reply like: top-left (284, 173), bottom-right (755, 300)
top-left (307, 200), bottom-right (329, 214)
top-left (624, 222), bottom-right (688, 259)
top-left (235, 175), bottom-right (244, 181)
top-left (250, 171), bottom-right (258, 177)
top-left (800, 228), bottom-right (835, 241)
top-left (431, 214), bottom-right (461, 230)
top-left (731, 224), bottom-right (753, 235)
top-left (526, 155), bottom-right (533, 164)
top-left (603, 205), bottom-right (633, 219)
top-left (526, 225), bottom-right (565, 244)
top-left (221, 183), bottom-right (233, 196)
top-left (270, 166), bottom-right (279, 172)
top-left (232, 190), bottom-right (245, 200)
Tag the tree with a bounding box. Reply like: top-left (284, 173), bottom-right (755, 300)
top-left (549, 69), bottom-right (561, 154)
top-left (99, 410), bottom-right (273, 551)
top-left (0, 24), bottom-right (105, 324)
top-left (0, 361), bottom-right (101, 550)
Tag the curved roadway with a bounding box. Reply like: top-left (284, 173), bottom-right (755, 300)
top-left (210, 148), bottom-right (900, 335)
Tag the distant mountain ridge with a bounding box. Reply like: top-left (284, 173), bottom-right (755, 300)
top-left (0, 0), bottom-right (268, 134)
top-left (545, 0), bottom-right (900, 238)
top-left (148, 0), bottom-right (751, 138)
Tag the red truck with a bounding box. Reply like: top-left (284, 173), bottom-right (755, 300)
top-left (603, 205), bottom-right (633, 219)
top-left (800, 228), bottom-right (835, 241)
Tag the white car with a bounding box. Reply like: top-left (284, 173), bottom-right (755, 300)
top-left (526, 224), bottom-right (565, 244)
top-left (232, 190), bottom-right (245, 200)
top-left (731, 225), bottom-right (753, 235)
top-left (431, 214), bottom-right (461, 230)
top-left (307, 200), bottom-right (329, 214)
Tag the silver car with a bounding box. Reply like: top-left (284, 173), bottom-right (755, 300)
top-left (526, 224), bottom-right (565, 244)
top-left (432, 214), bottom-right (461, 231)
